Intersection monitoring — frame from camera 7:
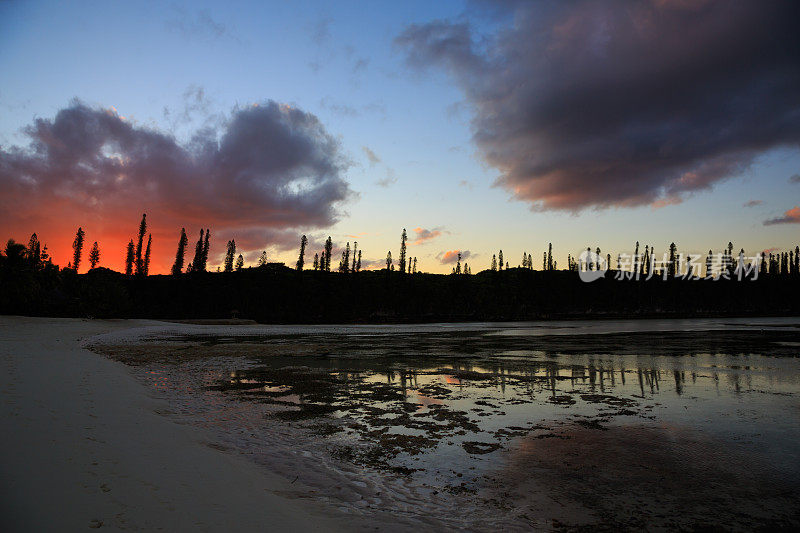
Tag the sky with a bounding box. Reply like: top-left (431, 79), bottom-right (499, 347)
top-left (1, 0), bottom-right (799, 274)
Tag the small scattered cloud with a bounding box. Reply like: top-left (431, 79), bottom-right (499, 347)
top-left (790, 174), bottom-right (800, 184)
top-left (362, 146), bottom-right (381, 166)
top-left (311, 17), bottom-right (332, 45)
top-left (763, 206), bottom-right (800, 225)
top-left (352, 57), bottom-right (369, 73)
top-left (743, 199), bottom-right (763, 208)
top-left (376, 168), bottom-right (397, 188)
top-left (411, 227), bottom-right (444, 245)
top-left (166, 8), bottom-right (237, 43)
top-left (458, 180), bottom-right (473, 190)
top-left (438, 250), bottom-right (471, 264)
top-left (319, 97), bottom-right (359, 118)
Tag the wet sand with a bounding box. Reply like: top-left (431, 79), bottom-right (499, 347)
top-left (0, 317), bottom-right (361, 531)
top-left (83, 317), bottom-right (800, 530)
top-left (3, 316), bottom-right (799, 531)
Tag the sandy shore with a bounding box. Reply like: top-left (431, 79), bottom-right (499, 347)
top-left (0, 316), bottom-right (357, 532)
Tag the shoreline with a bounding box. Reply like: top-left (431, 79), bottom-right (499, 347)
top-left (0, 316), bottom-right (360, 531)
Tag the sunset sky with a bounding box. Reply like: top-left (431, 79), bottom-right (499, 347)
top-left (1, 0), bottom-right (799, 274)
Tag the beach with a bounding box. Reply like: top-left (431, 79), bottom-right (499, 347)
top-left (0, 317), bottom-right (358, 531)
top-left (2, 316), bottom-right (799, 531)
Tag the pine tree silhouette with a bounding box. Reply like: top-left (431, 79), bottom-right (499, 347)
top-left (89, 241), bottom-right (100, 269)
top-left (547, 243), bottom-right (553, 271)
top-left (172, 228), bottom-right (188, 275)
top-left (191, 229), bottom-right (204, 273)
top-left (296, 235), bottom-right (307, 270)
top-left (491, 254), bottom-right (497, 271)
top-left (668, 242), bottom-right (677, 278)
top-left (27, 233), bottom-right (41, 270)
top-left (324, 237), bottom-right (333, 272)
top-left (498, 250), bottom-right (504, 271)
top-left (357, 250), bottom-right (362, 272)
top-left (125, 240), bottom-right (135, 276)
top-left (134, 214), bottom-right (147, 275)
top-left (412, 256), bottom-right (416, 274)
top-left (456, 252), bottom-right (462, 274)
top-left (143, 234), bottom-right (152, 276)
top-left (352, 242), bottom-right (358, 272)
top-left (313, 253), bottom-right (319, 270)
top-left (258, 251), bottom-right (267, 267)
top-left (399, 229), bottom-right (407, 274)
top-left (386, 251), bottom-right (393, 270)
top-left (235, 254), bottom-right (244, 271)
top-left (224, 240), bottom-right (236, 272)
top-left (200, 229), bottom-right (211, 271)
top-left (72, 227), bottom-right (85, 272)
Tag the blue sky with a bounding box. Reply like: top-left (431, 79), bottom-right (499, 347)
top-left (1, 0), bottom-right (798, 273)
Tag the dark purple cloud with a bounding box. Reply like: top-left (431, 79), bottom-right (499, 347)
top-left (396, 0), bottom-right (800, 210)
top-left (743, 200), bottom-right (763, 208)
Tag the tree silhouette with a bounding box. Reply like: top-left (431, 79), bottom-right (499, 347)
top-left (324, 237), bottom-right (333, 272)
top-left (89, 241), bottom-right (100, 269)
top-left (386, 250), bottom-right (393, 270)
top-left (668, 242), bottom-right (677, 278)
top-left (172, 228), bottom-right (188, 275)
top-left (191, 229), bottom-right (205, 273)
top-left (143, 234), bottom-right (152, 276)
top-left (296, 235), bottom-right (307, 270)
top-left (224, 239), bottom-right (236, 272)
top-left (201, 229), bottom-right (211, 271)
top-left (339, 242), bottom-right (350, 273)
top-left (491, 254), bottom-right (497, 271)
top-left (313, 253), bottom-right (319, 270)
top-left (258, 251), bottom-right (268, 267)
top-left (399, 229), bottom-right (407, 274)
top-left (547, 243), bottom-right (553, 271)
top-left (134, 214), bottom-right (147, 275)
top-left (352, 242), bottom-right (358, 272)
top-left (705, 250), bottom-right (713, 278)
top-left (125, 240), bottom-right (135, 276)
top-left (235, 254), bottom-right (244, 271)
top-left (27, 233), bottom-right (41, 270)
top-left (412, 256), bottom-right (417, 274)
top-left (357, 250), bottom-right (362, 272)
top-left (456, 252), bottom-right (462, 274)
top-left (498, 250), bottom-right (504, 271)
top-left (72, 227), bottom-right (85, 272)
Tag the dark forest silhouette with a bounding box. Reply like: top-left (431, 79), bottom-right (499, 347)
top-left (1, 214), bottom-right (799, 322)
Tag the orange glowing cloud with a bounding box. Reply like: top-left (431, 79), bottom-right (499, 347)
top-left (0, 100), bottom-right (352, 273)
top-left (763, 206), bottom-right (800, 226)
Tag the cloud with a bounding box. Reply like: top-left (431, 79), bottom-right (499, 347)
top-left (376, 168), bottom-right (397, 187)
top-left (411, 227), bottom-right (443, 245)
top-left (743, 199), bottom-right (763, 208)
top-left (790, 174), bottom-right (800, 184)
top-left (763, 206), bottom-right (800, 225)
top-left (362, 146), bottom-right (381, 166)
top-left (396, 1), bottom-right (800, 211)
top-left (0, 99), bottom-right (353, 272)
top-left (166, 8), bottom-right (236, 42)
top-left (438, 249), bottom-right (470, 264)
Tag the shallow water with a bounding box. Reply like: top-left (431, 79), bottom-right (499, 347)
top-left (91, 318), bottom-right (800, 530)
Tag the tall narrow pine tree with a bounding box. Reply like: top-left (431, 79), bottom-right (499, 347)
top-left (172, 228), bottom-right (188, 275)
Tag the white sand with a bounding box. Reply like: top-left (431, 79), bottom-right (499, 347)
top-left (0, 317), bottom-right (361, 531)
